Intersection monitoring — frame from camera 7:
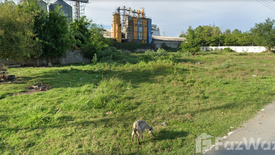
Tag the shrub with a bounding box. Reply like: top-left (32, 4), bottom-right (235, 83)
top-left (60, 77), bottom-right (132, 110)
top-left (91, 53), bottom-right (98, 64)
top-left (81, 42), bottom-right (98, 59)
top-left (145, 48), bottom-right (168, 57)
top-left (223, 48), bottom-right (235, 53)
top-left (98, 47), bottom-right (122, 61)
top-left (114, 42), bottom-right (149, 51)
top-left (161, 43), bottom-right (178, 51)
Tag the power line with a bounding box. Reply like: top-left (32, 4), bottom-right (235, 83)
top-left (262, 0), bottom-right (275, 9)
top-left (257, 0), bottom-right (275, 12)
top-left (259, 0), bottom-right (275, 11)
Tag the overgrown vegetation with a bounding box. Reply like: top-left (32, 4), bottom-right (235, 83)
top-left (114, 42), bottom-right (150, 51)
top-left (1, 50), bottom-right (275, 154)
top-left (0, 1), bottom-right (41, 63)
top-left (2, 1), bottom-right (275, 153)
top-left (0, 0), bottom-right (112, 64)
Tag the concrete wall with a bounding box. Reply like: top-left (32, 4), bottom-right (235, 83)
top-left (153, 40), bottom-right (182, 49)
top-left (201, 46), bottom-right (267, 53)
top-left (0, 50), bottom-right (90, 66)
top-left (60, 50), bottom-right (90, 65)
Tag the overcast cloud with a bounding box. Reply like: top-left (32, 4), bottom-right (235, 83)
top-left (6, 0), bottom-right (275, 37)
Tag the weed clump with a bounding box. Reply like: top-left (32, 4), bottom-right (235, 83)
top-left (219, 59), bottom-right (236, 68)
top-left (16, 105), bottom-right (63, 128)
top-left (60, 77), bottom-right (132, 111)
top-left (223, 48), bottom-right (235, 53)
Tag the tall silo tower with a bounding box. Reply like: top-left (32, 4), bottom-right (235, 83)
top-left (49, 0), bottom-right (73, 23)
top-left (69, 0), bottom-right (88, 21)
top-left (20, 0), bottom-right (47, 11)
top-left (38, 0), bottom-right (47, 11)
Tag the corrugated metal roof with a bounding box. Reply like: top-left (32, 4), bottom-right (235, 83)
top-left (152, 35), bottom-right (186, 41)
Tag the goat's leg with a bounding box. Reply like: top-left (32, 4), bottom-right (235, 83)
top-left (131, 130), bottom-right (135, 145)
top-left (137, 131), bottom-right (141, 145)
top-left (141, 130), bottom-right (144, 140)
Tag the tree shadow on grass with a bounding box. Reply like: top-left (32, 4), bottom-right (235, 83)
top-left (188, 101), bottom-right (241, 116)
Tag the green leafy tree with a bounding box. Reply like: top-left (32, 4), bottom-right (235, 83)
top-left (69, 16), bottom-right (92, 49)
top-left (237, 31), bottom-right (253, 46)
top-left (194, 26), bottom-right (205, 45)
top-left (223, 30), bottom-right (237, 46)
top-left (251, 18), bottom-right (275, 53)
top-left (205, 26), bottom-right (221, 46)
top-left (179, 26), bottom-right (201, 53)
top-left (193, 25), bottom-right (222, 46)
top-left (179, 31), bottom-right (186, 38)
top-left (82, 23), bottom-right (111, 59)
top-left (0, 1), bottom-right (40, 64)
top-left (222, 29), bottom-right (252, 46)
top-left (40, 7), bottom-right (70, 58)
top-left (19, 0), bottom-right (47, 60)
top-left (231, 29), bottom-right (242, 46)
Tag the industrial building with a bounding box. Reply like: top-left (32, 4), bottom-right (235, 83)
top-left (111, 6), bottom-right (152, 44)
top-left (37, 0), bottom-right (47, 11)
top-left (152, 36), bottom-right (186, 49)
top-left (151, 24), bottom-right (160, 36)
top-left (49, 0), bottom-right (73, 23)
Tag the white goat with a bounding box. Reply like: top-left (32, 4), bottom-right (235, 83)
top-left (131, 120), bottom-right (153, 145)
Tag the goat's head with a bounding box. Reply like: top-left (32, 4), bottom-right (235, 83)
top-left (149, 126), bottom-right (153, 134)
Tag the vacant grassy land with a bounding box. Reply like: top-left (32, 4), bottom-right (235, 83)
top-left (1, 50), bottom-right (275, 154)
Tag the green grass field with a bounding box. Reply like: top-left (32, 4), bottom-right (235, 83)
top-left (1, 50), bottom-right (275, 154)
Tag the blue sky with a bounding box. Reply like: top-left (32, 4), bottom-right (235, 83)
top-left (6, 0), bottom-right (275, 37)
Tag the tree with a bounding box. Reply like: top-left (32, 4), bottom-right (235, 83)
top-left (193, 25), bottom-right (222, 46)
top-left (179, 26), bottom-right (201, 53)
top-left (223, 34), bottom-right (237, 46)
top-left (251, 18), bottom-right (275, 53)
top-left (222, 29), bottom-right (252, 46)
top-left (20, 0), bottom-right (46, 61)
top-left (0, 1), bottom-right (40, 64)
top-left (69, 16), bottom-right (92, 49)
top-left (179, 30), bottom-right (186, 38)
top-left (237, 31), bottom-right (253, 46)
top-left (40, 7), bottom-right (70, 58)
top-left (82, 23), bottom-right (112, 59)
top-left (204, 25), bottom-right (221, 46)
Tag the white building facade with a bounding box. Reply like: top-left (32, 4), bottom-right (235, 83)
top-left (151, 24), bottom-right (160, 36)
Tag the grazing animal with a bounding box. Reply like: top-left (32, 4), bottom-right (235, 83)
top-left (131, 120), bottom-right (153, 145)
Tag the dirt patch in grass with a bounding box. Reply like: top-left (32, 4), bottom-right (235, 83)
top-left (12, 84), bottom-right (52, 96)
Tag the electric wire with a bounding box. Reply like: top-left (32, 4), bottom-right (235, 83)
top-left (263, 0), bottom-right (275, 9)
top-left (257, 0), bottom-right (275, 12)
